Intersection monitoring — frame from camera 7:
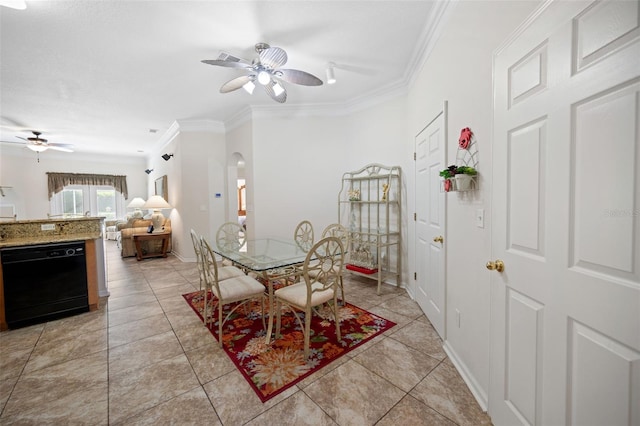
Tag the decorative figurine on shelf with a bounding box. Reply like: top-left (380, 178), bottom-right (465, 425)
top-left (459, 127), bottom-right (473, 149)
top-left (381, 183), bottom-right (389, 201)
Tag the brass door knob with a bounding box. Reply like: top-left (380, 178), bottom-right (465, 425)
top-left (433, 236), bottom-right (444, 243)
top-left (486, 259), bottom-right (505, 272)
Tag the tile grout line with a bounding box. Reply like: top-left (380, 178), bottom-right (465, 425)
top-left (0, 325), bottom-right (46, 420)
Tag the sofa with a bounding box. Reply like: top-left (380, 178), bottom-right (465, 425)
top-left (117, 217), bottom-right (172, 258)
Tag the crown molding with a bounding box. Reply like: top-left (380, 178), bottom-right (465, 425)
top-left (405, 0), bottom-right (457, 88)
top-left (175, 119), bottom-right (225, 133)
top-left (153, 119), bottom-right (226, 153)
top-left (224, 106), bottom-right (253, 132)
top-left (341, 80), bottom-right (408, 115)
top-left (493, 0), bottom-right (553, 57)
top-left (153, 121), bottom-right (180, 154)
top-left (226, 78), bottom-right (408, 124)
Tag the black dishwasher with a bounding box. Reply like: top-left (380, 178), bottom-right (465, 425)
top-left (1, 241), bottom-right (89, 329)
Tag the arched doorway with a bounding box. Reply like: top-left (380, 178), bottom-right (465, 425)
top-left (227, 153), bottom-right (248, 235)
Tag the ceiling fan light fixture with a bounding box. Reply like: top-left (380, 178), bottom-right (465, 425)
top-left (27, 144), bottom-right (48, 152)
top-left (273, 82), bottom-right (285, 96)
top-left (243, 80), bottom-right (255, 94)
top-left (202, 43), bottom-right (323, 103)
top-left (257, 70), bottom-right (271, 85)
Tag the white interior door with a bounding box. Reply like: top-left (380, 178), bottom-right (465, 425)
top-left (415, 103), bottom-right (447, 338)
top-left (489, 1), bottom-right (640, 425)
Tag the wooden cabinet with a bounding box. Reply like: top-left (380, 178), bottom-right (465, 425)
top-left (339, 164), bottom-right (401, 294)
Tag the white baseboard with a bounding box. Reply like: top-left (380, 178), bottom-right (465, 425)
top-left (442, 341), bottom-right (489, 412)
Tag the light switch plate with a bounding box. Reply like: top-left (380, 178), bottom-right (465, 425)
top-left (476, 209), bottom-right (484, 228)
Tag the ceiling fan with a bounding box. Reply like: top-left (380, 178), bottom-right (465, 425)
top-left (201, 43), bottom-right (323, 103)
top-left (4, 131), bottom-right (74, 153)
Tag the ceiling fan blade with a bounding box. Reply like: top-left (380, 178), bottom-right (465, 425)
top-left (259, 47), bottom-right (287, 69)
top-left (277, 69), bottom-right (323, 86)
top-left (220, 75), bottom-right (254, 93)
top-left (47, 143), bottom-right (74, 152)
top-left (0, 140), bottom-right (26, 146)
top-left (201, 59), bottom-right (252, 70)
top-left (263, 81), bottom-right (287, 103)
top-left (217, 52), bottom-right (251, 64)
top-left (16, 136), bottom-right (28, 141)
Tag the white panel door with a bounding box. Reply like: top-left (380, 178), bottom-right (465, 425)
top-left (490, 1), bottom-right (640, 425)
top-left (415, 104), bottom-right (447, 338)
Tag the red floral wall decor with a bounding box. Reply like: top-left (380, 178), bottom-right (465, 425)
top-left (459, 127), bottom-right (473, 149)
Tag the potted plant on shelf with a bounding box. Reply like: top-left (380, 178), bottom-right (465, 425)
top-left (439, 165), bottom-right (477, 192)
top-left (439, 165), bottom-right (457, 192)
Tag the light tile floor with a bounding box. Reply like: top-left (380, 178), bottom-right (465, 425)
top-left (0, 241), bottom-right (493, 425)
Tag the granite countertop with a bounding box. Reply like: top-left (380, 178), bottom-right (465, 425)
top-left (0, 232), bottom-right (103, 248)
top-left (0, 217), bottom-right (104, 248)
top-left (4, 217), bottom-right (105, 225)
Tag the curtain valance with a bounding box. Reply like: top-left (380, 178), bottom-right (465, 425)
top-left (47, 172), bottom-right (128, 200)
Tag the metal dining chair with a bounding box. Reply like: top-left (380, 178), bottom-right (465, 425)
top-left (293, 220), bottom-right (314, 252)
top-left (274, 236), bottom-right (344, 360)
top-left (216, 221), bottom-right (246, 267)
top-left (190, 229), bottom-right (244, 291)
top-left (319, 223), bottom-right (348, 305)
top-left (200, 236), bottom-right (265, 346)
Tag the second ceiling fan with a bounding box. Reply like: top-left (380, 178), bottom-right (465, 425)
top-left (201, 43), bottom-right (323, 103)
top-left (19, 131), bottom-right (74, 152)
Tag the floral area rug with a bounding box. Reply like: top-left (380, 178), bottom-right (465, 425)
top-left (182, 290), bottom-right (396, 402)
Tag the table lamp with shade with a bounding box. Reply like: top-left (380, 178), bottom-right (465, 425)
top-left (143, 195), bottom-right (171, 232)
top-left (126, 197), bottom-right (146, 218)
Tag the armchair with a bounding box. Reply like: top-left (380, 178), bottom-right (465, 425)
top-left (104, 219), bottom-right (120, 241)
top-left (117, 217), bottom-right (172, 257)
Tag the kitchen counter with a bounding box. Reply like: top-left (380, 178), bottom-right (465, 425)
top-left (0, 217), bottom-right (103, 248)
top-left (0, 217), bottom-right (107, 330)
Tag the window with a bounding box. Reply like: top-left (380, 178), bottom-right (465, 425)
top-left (96, 189), bottom-right (117, 220)
top-left (51, 185), bottom-right (125, 219)
top-left (62, 189), bottom-right (84, 216)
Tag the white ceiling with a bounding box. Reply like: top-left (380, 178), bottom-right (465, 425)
top-left (0, 1), bottom-right (444, 157)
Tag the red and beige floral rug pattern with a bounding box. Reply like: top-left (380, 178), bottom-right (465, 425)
top-left (183, 290), bottom-right (396, 402)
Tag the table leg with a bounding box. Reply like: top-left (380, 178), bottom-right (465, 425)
top-left (134, 238), bottom-right (143, 261)
top-left (263, 271), bottom-right (275, 345)
top-left (161, 237), bottom-right (168, 258)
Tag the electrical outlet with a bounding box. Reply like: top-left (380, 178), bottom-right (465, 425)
top-left (41, 223), bottom-right (55, 231)
top-left (476, 209), bottom-right (484, 228)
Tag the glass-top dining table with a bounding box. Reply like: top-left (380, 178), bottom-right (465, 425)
top-left (210, 238), bottom-right (310, 343)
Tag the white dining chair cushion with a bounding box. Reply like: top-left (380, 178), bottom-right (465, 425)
top-left (274, 281), bottom-right (334, 307)
top-left (218, 265), bottom-right (245, 281)
top-left (212, 275), bottom-right (265, 301)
